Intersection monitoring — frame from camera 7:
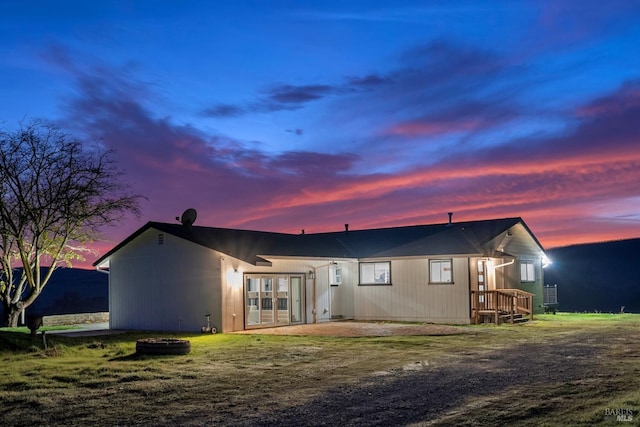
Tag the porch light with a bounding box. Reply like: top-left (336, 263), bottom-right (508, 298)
top-left (226, 267), bottom-right (242, 289)
top-left (542, 256), bottom-right (552, 268)
top-left (308, 270), bottom-right (315, 279)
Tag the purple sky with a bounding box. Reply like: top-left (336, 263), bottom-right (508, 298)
top-left (1, 1), bottom-right (640, 266)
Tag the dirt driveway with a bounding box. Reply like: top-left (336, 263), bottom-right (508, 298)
top-left (223, 320), bottom-right (636, 426)
top-left (247, 331), bottom-right (606, 427)
top-left (233, 321), bottom-right (475, 337)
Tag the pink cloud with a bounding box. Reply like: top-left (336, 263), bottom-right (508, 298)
top-left (384, 118), bottom-right (488, 137)
top-left (574, 81), bottom-right (640, 118)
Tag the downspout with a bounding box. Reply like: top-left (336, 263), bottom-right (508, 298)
top-left (491, 259), bottom-right (515, 290)
top-left (467, 257), bottom-right (472, 323)
top-left (311, 267), bottom-right (317, 323)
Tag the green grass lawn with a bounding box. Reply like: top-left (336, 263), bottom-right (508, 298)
top-left (1, 313), bottom-right (639, 426)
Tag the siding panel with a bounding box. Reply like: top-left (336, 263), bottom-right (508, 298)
top-left (353, 258), bottom-right (470, 324)
top-left (109, 229), bottom-right (219, 332)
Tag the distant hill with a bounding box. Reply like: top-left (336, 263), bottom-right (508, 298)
top-left (544, 238), bottom-right (640, 313)
top-left (0, 267), bottom-right (108, 317)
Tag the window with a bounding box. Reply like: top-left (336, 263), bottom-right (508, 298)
top-left (430, 259), bottom-right (453, 284)
top-left (330, 263), bottom-right (342, 286)
top-left (261, 297), bottom-right (273, 309)
top-left (262, 277), bottom-right (273, 292)
top-left (359, 262), bottom-right (391, 285)
top-left (520, 260), bottom-right (536, 282)
top-left (277, 298), bottom-right (288, 310)
top-left (277, 276), bottom-right (289, 292)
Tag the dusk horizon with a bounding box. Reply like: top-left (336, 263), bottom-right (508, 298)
top-left (2, 1), bottom-right (640, 268)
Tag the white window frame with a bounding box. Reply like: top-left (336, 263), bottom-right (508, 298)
top-left (430, 259), bottom-right (453, 284)
top-left (329, 263), bottom-right (342, 286)
top-left (359, 261), bottom-right (391, 285)
top-left (520, 260), bottom-right (536, 282)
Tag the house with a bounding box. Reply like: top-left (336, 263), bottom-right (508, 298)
top-left (93, 214), bottom-right (549, 332)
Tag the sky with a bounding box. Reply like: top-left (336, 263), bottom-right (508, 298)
top-left (1, 0), bottom-right (640, 266)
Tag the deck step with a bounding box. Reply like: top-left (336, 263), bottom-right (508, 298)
top-left (498, 313), bottom-right (529, 324)
top-left (499, 313), bottom-right (523, 319)
top-left (473, 311), bottom-right (531, 324)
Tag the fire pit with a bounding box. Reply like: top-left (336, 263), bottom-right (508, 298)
top-left (135, 338), bottom-right (191, 355)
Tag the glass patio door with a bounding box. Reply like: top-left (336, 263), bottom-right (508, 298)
top-left (245, 274), bottom-right (304, 328)
top-left (290, 276), bottom-right (303, 324)
top-left (276, 276), bottom-right (289, 325)
top-left (260, 277), bottom-right (275, 325)
top-left (246, 277), bottom-right (261, 327)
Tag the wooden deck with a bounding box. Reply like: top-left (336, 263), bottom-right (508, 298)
top-left (471, 289), bottom-right (534, 324)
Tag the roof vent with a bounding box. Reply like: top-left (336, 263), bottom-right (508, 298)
top-left (447, 212), bottom-right (453, 226)
top-left (344, 224), bottom-right (349, 232)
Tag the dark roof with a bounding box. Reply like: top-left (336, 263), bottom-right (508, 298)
top-left (93, 217), bottom-right (542, 267)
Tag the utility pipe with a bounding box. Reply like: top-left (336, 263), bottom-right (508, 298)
top-left (492, 259), bottom-right (515, 269)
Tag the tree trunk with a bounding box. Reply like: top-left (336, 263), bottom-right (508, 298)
top-left (2, 305), bottom-right (22, 327)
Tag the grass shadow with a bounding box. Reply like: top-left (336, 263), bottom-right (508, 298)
top-left (109, 352), bottom-right (146, 361)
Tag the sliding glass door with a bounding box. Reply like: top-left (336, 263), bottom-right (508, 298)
top-left (245, 274), bottom-right (304, 329)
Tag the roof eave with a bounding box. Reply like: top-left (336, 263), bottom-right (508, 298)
top-left (92, 221), bottom-right (156, 267)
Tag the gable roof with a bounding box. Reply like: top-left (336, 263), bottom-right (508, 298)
top-left (93, 217), bottom-right (546, 267)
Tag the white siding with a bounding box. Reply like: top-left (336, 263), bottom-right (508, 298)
top-left (109, 233), bottom-right (360, 333)
top-left (352, 257), bottom-right (471, 324)
top-left (330, 261), bottom-right (357, 319)
top-left (109, 229), bottom-right (220, 332)
top-left (218, 254), bottom-right (246, 332)
top-left (512, 258), bottom-right (544, 313)
top-left (108, 231), bottom-right (476, 331)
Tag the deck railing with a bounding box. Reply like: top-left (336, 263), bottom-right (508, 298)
top-left (471, 289), bottom-right (534, 324)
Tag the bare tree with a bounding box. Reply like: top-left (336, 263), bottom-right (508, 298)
top-left (0, 121), bottom-right (140, 327)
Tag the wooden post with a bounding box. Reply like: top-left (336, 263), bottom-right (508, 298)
top-left (509, 295), bottom-right (517, 323)
top-left (473, 291), bottom-right (478, 325)
top-left (530, 294), bottom-right (534, 321)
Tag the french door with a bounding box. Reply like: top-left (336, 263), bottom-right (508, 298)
top-left (477, 260), bottom-right (487, 308)
top-left (245, 274), bottom-right (304, 328)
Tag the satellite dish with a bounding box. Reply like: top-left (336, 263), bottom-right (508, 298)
top-left (180, 208), bottom-right (197, 227)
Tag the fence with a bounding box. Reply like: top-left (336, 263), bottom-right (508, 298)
top-left (42, 312), bottom-right (109, 327)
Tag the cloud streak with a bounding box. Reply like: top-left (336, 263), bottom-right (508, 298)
top-left (201, 73), bottom-right (392, 118)
top-left (44, 34), bottom-right (640, 266)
